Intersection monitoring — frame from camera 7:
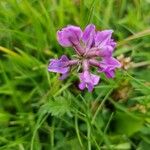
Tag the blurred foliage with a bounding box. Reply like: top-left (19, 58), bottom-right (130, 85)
top-left (0, 0), bottom-right (150, 149)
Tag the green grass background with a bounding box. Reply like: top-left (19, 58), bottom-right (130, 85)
top-left (0, 0), bottom-right (150, 149)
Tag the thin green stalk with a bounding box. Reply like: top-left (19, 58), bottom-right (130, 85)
top-left (86, 96), bottom-right (92, 150)
top-left (30, 114), bottom-right (48, 150)
top-left (50, 127), bottom-right (54, 149)
top-left (75, 113), bottom-right (83, 148)
top-left (91, 88), bottom-right (113, 124)
top-left (104, 112), bottom-right (114, 134)
top-left (87, 118), bottom-right (91, 150)
top-left (86, 0), bottom-right (97, 24)
top-left (125, 71), bottom-right (150, 90)
top-left (117, 29), bottom-right (150, 47)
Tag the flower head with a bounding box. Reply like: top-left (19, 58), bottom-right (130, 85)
top-left (48, 24), bottom-right (121, 92)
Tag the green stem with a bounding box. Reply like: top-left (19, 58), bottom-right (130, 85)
top-left (75, 113), bottom-right (83, 148)
top-left (87, 118), bottom-right (91, 150)
top-left (87, 98), bottom-right (92, 150)
top-left (91, 88), bottom-right (113, 124)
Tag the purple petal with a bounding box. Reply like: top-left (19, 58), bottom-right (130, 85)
top-left (99, 57), bottom-right (121, 78)
top-left (81, 71), bottom-right (91, 82)
top-left (79, 82), bottom-right (86, 90)
top-left (82, 24), bottom-right (96, 48)
top-left (59, 72), bottom-right (69, 80)
top-left (109, 39), bottom-right (116, 48)
top-left (91, 74), bottom-right (100, 85)
top-left (101, 57), bottom-right (121, 68)
top-left (105, 70), bottom-right (115, 78)
top-left (95, 30), bottom-right (113, 47)
top-left (87, 83), bottom-right (94, 92)
top-left (99, 46), bottom-right (114, 57)
top-left (95, 30), bottom-right (116, 57)
top-left (79, 72), bottom-right (85, 82)
top-left (57, 25), bottom-right (82, 47)
top-left (60, 55), bottom-right (69, 61)
top-left (48, 65), bottom-right (69, 74)
top-left (48, 55), bottom-right (70, 74)
top-left (79, 71), bottom-right (100, 92)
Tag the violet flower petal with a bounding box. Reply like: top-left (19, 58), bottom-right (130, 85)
top-left (48, 55), bottom-right (70, 74)
top-left (105, 70), bottom-right (115, 78)
top-left (95, 30), bottom-right (116, 57)
top-left (82, 24), bottom-right (95, 48)
top-left (57, 25), bottom-right (82, 47)
top-left (95, 30), bottom-right (113, 47)
top-left (79, 82), bottom-right (86, 90)
top-left (99, 46), bottom-right (114, 57)
top-left (87, 83), bottom-right (94, 92)
top-left (99, 57), bottom-right (121, 78)
top-left (91, 74), bottom-right (100, 85)
top-left (59, 72), bottom-right (69, 80)
top-left (79, 71), bottom-right (100, 92)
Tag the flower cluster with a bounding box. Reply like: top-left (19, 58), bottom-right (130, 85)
top-left (48, 24), bottom-right (121, 92)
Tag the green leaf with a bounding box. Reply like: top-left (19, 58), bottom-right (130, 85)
top-left (40, 97), bottom-right (71, 117)
top-left (137, 141), bottom-right (150, 150)
top-left (113, 111), bottom-right (144, 136)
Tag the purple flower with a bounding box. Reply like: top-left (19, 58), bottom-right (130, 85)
top-left (48, 24), bottom-right (121, 92)
top-left (79, 71), bottom-right (100, 92)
